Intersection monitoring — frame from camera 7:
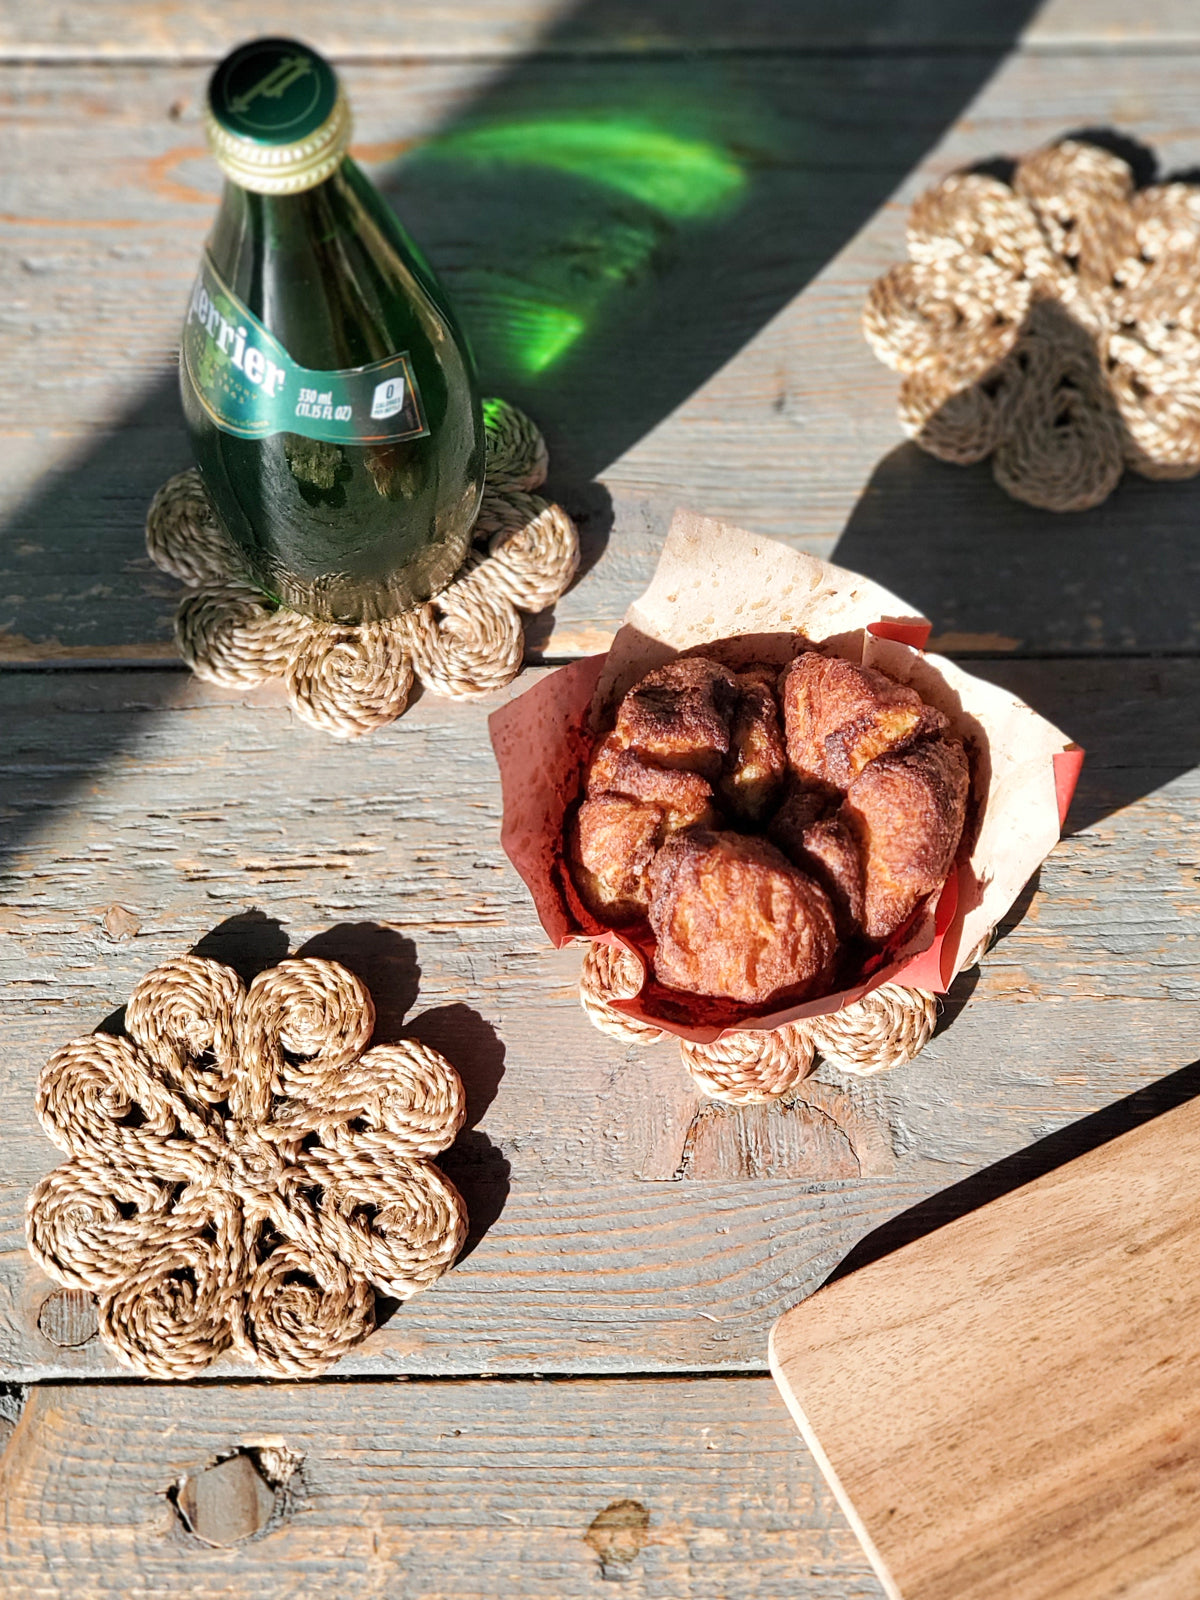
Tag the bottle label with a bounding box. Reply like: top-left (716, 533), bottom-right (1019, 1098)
top-left (181, 251), bottom-right (430, 445)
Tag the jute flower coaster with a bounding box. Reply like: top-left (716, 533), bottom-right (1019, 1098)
top-left (864, 138), bottom-right (1200, 511)
top-left (26, 954), bottom-right (468, 1378)
top-left (146, 398), bottom-right (579, 737)
top-left (578, 943), bottom-right (938, 1104)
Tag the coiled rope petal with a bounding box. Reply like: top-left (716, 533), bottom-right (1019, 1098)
top-left (146, 468), bottom-right (241, 586)
top-left (679, 1024), bottom-right (816, 1104)
top-left (285, 620), bottom-right (414, 738)
top-left (578, 942), bottom-right (665, 1044)
top-left (805, 983), bottom-right (938, 1077)
top-left (175, 582), bottom-right (308, 688)
top-left (404, 557), bottom-right (524, 699)
top-left (147, 398), bottom-right (573, 733)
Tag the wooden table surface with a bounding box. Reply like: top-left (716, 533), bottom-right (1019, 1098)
top-left (1, 1), bottom-right (1198, 1594)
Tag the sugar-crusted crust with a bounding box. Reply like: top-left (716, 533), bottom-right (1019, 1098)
top-left (648, 829), bottom-right (838, 1004)
top-left (571, 794), bottom-right (665, 922)
top-left (844, 735), bottom-right (970, 941)
top-left (613, 657), bottom-right (739, 778)
top-left (718, 672), bottom-right (787, 823)
top-left (779, 653), bottom-right (947, 788)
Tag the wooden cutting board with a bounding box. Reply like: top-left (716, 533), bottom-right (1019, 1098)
top-left (769, 1092), bottom-right (1200, 1600)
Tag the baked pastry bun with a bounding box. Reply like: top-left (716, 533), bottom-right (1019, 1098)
top-left (570, 645), bottom-right (970, 1008)
top-left (648, 829), bottom-right (838, 1004)
top-left (780, 653), bottom-right (946, 788)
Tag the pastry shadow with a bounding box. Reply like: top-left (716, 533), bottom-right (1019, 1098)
top-left (834, 443), bottom-right (1200, 832)
top-left (931, 962), bottom-right (979, 1041)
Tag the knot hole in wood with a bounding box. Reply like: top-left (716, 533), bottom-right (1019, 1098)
top-left (170, 1444), bottom-right (305, 1548)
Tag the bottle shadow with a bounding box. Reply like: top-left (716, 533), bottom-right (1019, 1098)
top-left (382, 0), bottom-right (1042, 493)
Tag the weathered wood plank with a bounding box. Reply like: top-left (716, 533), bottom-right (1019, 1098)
top-left (0, 659), bottom-right (1196, 1378)
top-left (2, 1177), bottom-right (941, 1382)
top-left (0, 0), bottom-right (1192, 61)
top-left (0, 1376), bottom-right (886, 1599)
top-left (5, 50), bottom-right (1200, 660)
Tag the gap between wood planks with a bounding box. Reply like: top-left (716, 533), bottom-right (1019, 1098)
top-left (11, 1368), bottom-right (771, 1387)
top-left (0, 1367), bottom-right (778, 1444)
top-left (9, 43), bottom-right (1200, 64)
top-left (2, 647), bottom-right (1199, 678)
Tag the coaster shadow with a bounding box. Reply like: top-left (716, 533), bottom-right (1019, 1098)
top-left (296, 921), bottom-right (421, 1040)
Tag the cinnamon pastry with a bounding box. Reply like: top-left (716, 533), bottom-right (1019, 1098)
top-left (569, 646), bottom-right (970, 1006)
top-left (779, 653), bottom-right (946, 788)
top-left (648, 829), bottom-right (838, 1004)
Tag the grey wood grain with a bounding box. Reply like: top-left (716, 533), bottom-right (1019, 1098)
top-left (0, 660), bottom-right (1195, 1380)
top-left (5, 50), bottom-right (1200, 661)
top-left (0, 0), bottom-right (1186, 61)
top-left (0, 1377), bottom-right (886, 1599)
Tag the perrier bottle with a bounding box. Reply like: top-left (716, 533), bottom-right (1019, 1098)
top-left (180, 38), bottom-right (485, 622)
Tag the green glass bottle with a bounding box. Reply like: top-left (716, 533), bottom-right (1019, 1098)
top-left (180, 38), bottom-right (485, 623)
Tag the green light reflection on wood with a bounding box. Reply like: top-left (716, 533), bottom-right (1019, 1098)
top-left (426, 117), bottom-right (745, 221)
top-left (415, 114), bottom-right (747, 374)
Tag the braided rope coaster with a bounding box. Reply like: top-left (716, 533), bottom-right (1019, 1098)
top-left (26, 954), bottom-right (468, 1379)
top-left (578, 943), bottom-right (938, 1104)
top-left (864, 138), bottom-right (1200, 511)
top-left (146, 399), bottom-right (578, 737)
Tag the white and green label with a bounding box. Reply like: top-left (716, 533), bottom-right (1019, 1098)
top-left (181, 251), bottom-right (430, 445)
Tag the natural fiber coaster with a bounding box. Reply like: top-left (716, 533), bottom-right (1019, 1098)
top-left (26, 954), bottom-right (468, 1379)
top-left (864, 138), bottom-right (1200, 511)
top-left (146, 398), bottom-right (579, 737)
top-left (578, 948), bottom-right (937, 1105)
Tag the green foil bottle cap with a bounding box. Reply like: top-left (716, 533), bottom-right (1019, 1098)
top-left (206, 38), bottom-right (351, 195)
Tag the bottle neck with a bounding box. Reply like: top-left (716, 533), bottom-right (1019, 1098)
top-left (204, 156), bottom-right (476, 388)
top-left (209, 159), bottom-right (353, 305)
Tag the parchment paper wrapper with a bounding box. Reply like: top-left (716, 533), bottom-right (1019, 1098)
top-left (490, 512), bottom-right (1083, 1044)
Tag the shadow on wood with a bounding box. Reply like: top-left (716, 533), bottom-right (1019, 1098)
top-left (387, 0), bottom-right (1041, 488)
top-left (192, 909), bottom-right (293, 984)
top-left (834, 441), bottom-right (1200, 834)
top-left (294, 922), bottom-right (513, 1263)
top-left (297, 922), bottom-right (423, 1042)
top-left (826, 1052), bottom-right (1200, 1286)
